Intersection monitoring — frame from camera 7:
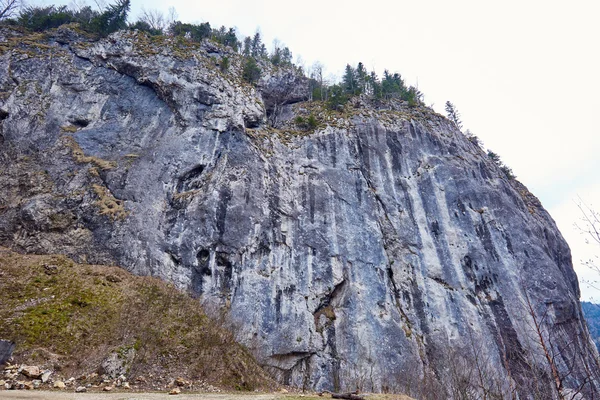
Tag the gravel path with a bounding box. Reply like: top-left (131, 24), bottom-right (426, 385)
top-left (0, 392), bottom-right (313, 400)
top-left (0, 390), bottom-right (413, 400)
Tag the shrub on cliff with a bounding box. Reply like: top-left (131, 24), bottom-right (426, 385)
top-left (15, 5), bottom-right (78, 31)
top-left (487, 150), bottom-right (516, 179)
top-left (89, 0), bottom-right (130, 36)
top-left (326, 84), bottom-right (349, 110)
top-left (7, 0), bottom-right (129, 37)
top-left (242, 57), bottom-right (261, 84)
top-left (129, 20), bottom-right (162, 36)
top-left (169, 20), bottom-right (211, 41)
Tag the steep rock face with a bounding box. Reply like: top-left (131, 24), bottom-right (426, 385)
top-left (0, 28), bottom-right (598, 397)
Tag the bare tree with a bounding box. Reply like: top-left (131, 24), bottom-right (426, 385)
top-left (92, 0), bottom-right (107, 12)
top-left (68, 0), bottom-right (87, 12)
top-left (139, 8), bottom-right (166, 32)
top-left (576, 198), bottom-right (600, 290)
top-left (309, 61), bottom-right (324, 101)
top-left (0, 0), bottom-right (19, 20)
top-left (517, 287), bottom-right (600, 400)
top-left (166, 6), bottom-right (177, 26)
top-left (522, 292), bottom-right (566, 399)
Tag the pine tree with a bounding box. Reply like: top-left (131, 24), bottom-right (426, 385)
top-left (281, 47), bottom-right (292, 64)
top-left (356, 62), bottom-right (367, 93)
top-left (242, 37), bottom-right (252, 57)
top-left (242, 57), bottom-right (261, 84)
top-left (92, 0), bottom-right (130, 36)
top-left (251, 32), bottom-right (262, 57)
top-left (445, 101), bottom-right (463, 130)
top-left (369, 71), bottom-right (382, 99)
top-left (342, 64), bottom-right (357, 95)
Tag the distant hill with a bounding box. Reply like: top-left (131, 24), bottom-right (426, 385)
top-left (581, 301), bottom-right (600, 352)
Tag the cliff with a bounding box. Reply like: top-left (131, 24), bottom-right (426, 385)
top-left (0, 26), bottom-right (598, 398)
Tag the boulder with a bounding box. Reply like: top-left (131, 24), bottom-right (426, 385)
top-left (19, 366), bottom-right (41, 379)
top-left (53, 381), bottom-right (66, 389)
top-left (0, 341), bottom-right (14, 366)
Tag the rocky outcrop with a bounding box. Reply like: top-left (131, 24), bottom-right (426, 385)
top-left (0, 27), bottom-right (598, 397)
top-left (0, 341), bottom-right (14, 366)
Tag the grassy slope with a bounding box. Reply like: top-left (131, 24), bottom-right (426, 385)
top-left (0, 247), bottom-right (274, 391)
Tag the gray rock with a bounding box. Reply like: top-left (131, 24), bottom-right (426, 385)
top-left (75, 386), bottom-right (87, 392)
top-left (19, 366), bottom-right (41, 379)
top-left (53, 381), bottom-right (65, 389)
top-left (0, 26), bottom-right (598, 398)
top-left (0, 341), bottom-right (14, 366)
top-left (99, 350), bottom-right (135, 379)
top-left (40, 370), bottom-right (52, 383)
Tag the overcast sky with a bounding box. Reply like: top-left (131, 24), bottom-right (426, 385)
top-left (43, 0), bottom-right (600, 300)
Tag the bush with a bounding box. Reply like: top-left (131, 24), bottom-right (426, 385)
top-left (242, 58), bottom-right (261, 84)
top-left (89, 0), bottom-right (130, 37)
top-left (405, 86), bottom-right (421, 107)
top-left (326, 84), bottom-right (349, 110)
top-left (294, 115), bottom-right (318, 131)
top-left (169, 21), bottom-right (211, 42)
top-left (311, 86), bottom-right (322, 101)
top-left (16, 6), bottom-right (77, 32)
top-left (487, 150), bottom-right (516, 180)
top-left (500, 165), bottom-right (516, 180)
top-left (129, 20), bottom-right (162, 36)
top-left (464, 130), bottom-right (483, 147)
top-left (11, 0), bottom-right (130, 36)
top-left (219, 56), bottom-right (230, 72)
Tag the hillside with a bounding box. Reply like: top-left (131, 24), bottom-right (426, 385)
top-left (0, 247), bottom-right (274, 392)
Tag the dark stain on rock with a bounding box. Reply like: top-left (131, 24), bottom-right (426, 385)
top-left (461, 255), bottom-right (476, 281)
top-left (328, 134), bottom-right (337, 167)
top-left (215, 251), bottom-right (233, 291)
top-left (216, 186), bottom-right (232, 239)
top-left (431, 220), bottom-right (440, 238)
top-left (475, 219), bottom-right (499, 261)
top-left (275, 288), bottom-right (283, 323)
top-left (191, 248), bottom-right (212, 295)
top-left (177, 164), bottom-right (206, 193)
top-left (488, 295), bottom-right (552, 398)
top-left (196, 249), bottom-right (211, 276)
top-left (386, 131), bottom-right (404, 174)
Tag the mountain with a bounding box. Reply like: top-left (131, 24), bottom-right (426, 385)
top-left (582, 301), bottom-right (600, 352)
top-left (0, 26), bottom-right (598, 398)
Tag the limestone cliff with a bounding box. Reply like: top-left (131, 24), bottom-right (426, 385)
top-left (0, 27), bottom-right (598, 398)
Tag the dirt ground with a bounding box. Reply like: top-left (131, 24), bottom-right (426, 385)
top-left (0, 392), bottom-right (303, 400)
top-left (0, 391), bottom-right (413, 400)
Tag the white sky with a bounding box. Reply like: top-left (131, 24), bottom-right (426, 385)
top-left (41, 0), bottom-right (600, 300)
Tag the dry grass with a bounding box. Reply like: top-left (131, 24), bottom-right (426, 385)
top-left (91, 184), bottom-right (128, 221)
top-left (60, 125), bottom-right (78, 133)
top-left (63, 136), bottom-right (117, 171)
top-left (0, 247), bottom-right (275, 391)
